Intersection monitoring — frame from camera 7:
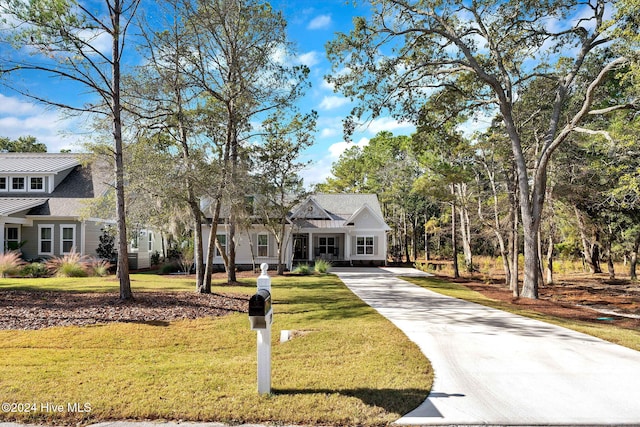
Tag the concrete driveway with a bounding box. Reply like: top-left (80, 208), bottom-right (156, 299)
top-left (334, 267), bottom-right (640, 425)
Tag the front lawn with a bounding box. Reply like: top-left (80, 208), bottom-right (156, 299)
top-left (0, 274), bottom-right (432, 426)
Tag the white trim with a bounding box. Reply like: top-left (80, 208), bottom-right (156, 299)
top-left (81, 221), bottom-right (86, 255)
top-left (11, 176), bottom-right (25, 191)
top-left (59, 224), bottom-right (77, 254)
top-left (0, 176), bottom-right (7, 192)
top-left (0, 221), bottom-right (5, 254)
top-left (4, 225), bottom-right (20, 251)
top-left (29, 176), bottom-right (46, 193)
top-left (38, 224), bottom-right (54, 256)
top-left (215, 233), bottom-right (227, 258)
top-left (356, 235), bottom-right (375, 255)
top-left (257, 232), bottom-right (269, 258)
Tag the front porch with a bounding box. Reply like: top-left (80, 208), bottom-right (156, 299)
top-left (292, 233), bottom-right (349, 263)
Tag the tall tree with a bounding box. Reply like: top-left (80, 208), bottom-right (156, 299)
top-left (1, 0), bottom-right (141, 300)
top-left (254, 111), bottom-right (316, 275)
top-left (0, 136), bottom-right (47, 152)
top-left (326, 0), bottom-right (635, 298)
top-left (179, 0), bottom-right (310, 286)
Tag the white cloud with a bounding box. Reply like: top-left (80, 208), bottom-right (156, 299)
top-left (0, 94), bottom-right (83, 152)
top-left (0, 94), bottom-right (40, 115)
top-left (364, 117), bottom-right (415, 135)
top-left (328, 137), bottom-right (369, 159)
top-left (319, 95), bottom-right (350, 111)
top-left (298, 51), bottom-right (321, 67)
top-left (307, 14), bottom-right (332, 30)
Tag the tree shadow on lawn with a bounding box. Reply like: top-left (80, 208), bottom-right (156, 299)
top-left (273, 387), bottom-right (429, 416)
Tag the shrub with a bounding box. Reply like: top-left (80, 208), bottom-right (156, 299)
top-left (21, 262), bottom-right (49, 278)
top-left (292, 263), bottom-right (312, 275)
top-left (46, 252), bottom-right (89, 277)
top-left (96, 227), bottom-right (117, 261)
top-left (314, 259), bottom-right (332, 274)
top-left (88, 258), bottom-right (113, 277)
top-left (151, 251), bottom-right (161, 266)
top-left (160, 262), bottom-right (181, 274)
top-left (0, 251), bottom-right (25, 278)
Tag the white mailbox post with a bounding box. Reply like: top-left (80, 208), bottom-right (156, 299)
top-left (249, 263), bottom-right (273, 395)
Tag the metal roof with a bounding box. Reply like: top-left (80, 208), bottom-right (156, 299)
top-left (0, 198), bottom-right (48, 216)
top-left (0, 153), bottom-right (82, 174)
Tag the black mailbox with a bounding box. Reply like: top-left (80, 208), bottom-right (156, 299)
top-left (249, 289), bottom-right (272, 330)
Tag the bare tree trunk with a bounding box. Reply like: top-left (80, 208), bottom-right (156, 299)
top-left (545, 234), bottom-right (554, 285)
top-left (451, 198), bottom-right (460, 278)
top-left (630, 232), bottom-right (640, 280)
top-left (456, 183), bottom-right (473, 271)
top-left (112, 2), bottom-right (132, 301)
top-left (575, 206), bottom-right (598, 273)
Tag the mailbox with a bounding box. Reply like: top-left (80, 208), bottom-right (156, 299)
top-left (249, 289), bottom-right (272, 330)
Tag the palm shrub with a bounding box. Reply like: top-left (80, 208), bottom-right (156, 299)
top-left (314, 259), bottom-right (332, 274)
top-left (88, 258), bottom-right (113, 277)
top-left (292, 263), bottom-right (312, 275)
top-left (46, 252), bottom-right (89, 277)
top-left (0, 251), bottom-right (25, 278)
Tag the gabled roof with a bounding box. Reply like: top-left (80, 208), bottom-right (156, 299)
top-left (307, 194), bottom-right (385, 219)
top-left (0, 153), bottom-right (81, 174)
top-left (290, 196), bottom-right (333, 220)
top-left (344, 203), bottom-right (391, 230)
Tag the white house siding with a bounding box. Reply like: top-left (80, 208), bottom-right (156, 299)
top-left (83, 220), bottom-right (106, 258)
top-left (202, 225), bottom-right (287, 270)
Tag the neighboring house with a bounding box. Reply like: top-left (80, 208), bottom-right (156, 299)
top-left (0, 153), bottom-right (161, 268)
top-left (202, 193), bottom-right (391, 270)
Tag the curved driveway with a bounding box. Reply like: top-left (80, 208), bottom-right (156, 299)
top-left (334, 267), bottom-right (640, 425)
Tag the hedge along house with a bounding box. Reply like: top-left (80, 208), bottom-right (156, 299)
top-left (202, 193), bottom-right (391, 270)
top-left (0, 153), bottom-right (162, 268)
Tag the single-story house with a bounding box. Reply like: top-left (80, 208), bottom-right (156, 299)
top-left (0, 152), bottom-right (162, 268)
top-left (202, 193), bottom-right (391, 270)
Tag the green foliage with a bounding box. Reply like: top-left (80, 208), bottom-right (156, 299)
top-left (313, 259), bottom-right (332, 274)
top-left (0, 136), bottom-right (46, 153)
top-left (0, 251), bottom-right (25, 278)
top-left (20, 262), bottom-right (48, 278)
top-left (96, 227), bottom-right (117, 261)
top-left (292, 263), bottom-right (312, 275)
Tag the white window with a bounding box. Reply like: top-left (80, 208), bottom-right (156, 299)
top-left (30, 177), bottom-right (44, 191)
top-left (215, 234), bottom-right (227, 257)
top-left (4, 226), bottom-right (20, 251)
top-left (38, 225), bottom-right (54, 255)
top-left (60, 225), bottom-right (76, 254)
top-left (356, 236), bottom-right (375, 255)
top-left (257, 234), bottom-right (268, 257)
top-left (12, 177), bottom-right (25, 191)
top-left (148, 232), bottom-right (154, 251)
top-left (318, 236), bottom-right (336, 255)
top-left (0, 177), bottom-right (6, 191)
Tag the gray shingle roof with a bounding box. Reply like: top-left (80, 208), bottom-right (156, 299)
top-left (310, 194), bottom-right (385, 218)
top-left (0, 153), bottom-right (82, 173)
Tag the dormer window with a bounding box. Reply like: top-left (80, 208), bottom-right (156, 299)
top-left (12, 177), bottom-right (25, 191)
top-left (0, 177), bottom-right (6, 191)
top-left (30, 177), bottom-right (44, 191)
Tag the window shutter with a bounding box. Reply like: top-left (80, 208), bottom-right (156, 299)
top-left (374, 236), bottom-right (378, 255)
top-left (352, 236), bottom-right (357, 256)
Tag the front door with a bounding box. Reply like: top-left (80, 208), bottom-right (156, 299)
top-left (293, 234), bottom-right (308, 260)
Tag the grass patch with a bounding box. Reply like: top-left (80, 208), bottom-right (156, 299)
top-left (404, 275), bottom-right (640, 352)
top-left (0, 274), bottom-right (432, 426)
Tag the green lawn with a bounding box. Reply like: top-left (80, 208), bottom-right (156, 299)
top-left (0, 274), bottom-right (432, 426)
top-left (403, 275), bottom-right (640, 352)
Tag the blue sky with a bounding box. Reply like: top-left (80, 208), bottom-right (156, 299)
top-left (0, 0), bottom-right (418, 187)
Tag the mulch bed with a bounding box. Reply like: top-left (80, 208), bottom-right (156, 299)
top-left (0, 290), bottom-right (249, 330)
top-left (449, 275), bottom-right (640, 330)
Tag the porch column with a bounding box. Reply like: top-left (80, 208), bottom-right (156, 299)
top-left (0, 220), bottom-right (5, 254)
top-left (344, 232), bottom-right (351, 262)
top-left (308, 232), bottom-right (313, 261)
